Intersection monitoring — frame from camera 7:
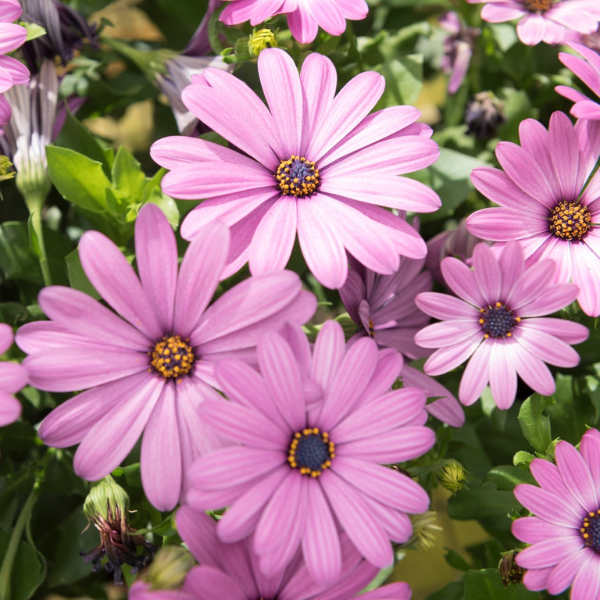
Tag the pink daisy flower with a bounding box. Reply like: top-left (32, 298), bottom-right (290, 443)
top-left (556, 42), bottom-right (600, 120)
top-left (512, 429), bottom-right (600, 599)
top-left (0, 0), bottom-right (29, 125)
top-left (219, 0), bottom-right (368, 45)
top-left (130, 506), bottom-right (413, 600)
top-left (467, 0), bottom-right (600, 46)
top-left (414, 242), bottom-right (589, 410)
top-left (0, 323), bottom-right (27, 426)
top-left (466, 111), bottom-right (600, 317)
top-left (16, 204), bottom-right (316, 511)
top-left (151, 48), bottom-right (441, 290)
top-left (187, 321), bottom-right (435, 585)
top-left (339, 252), bottom-right (465, 427)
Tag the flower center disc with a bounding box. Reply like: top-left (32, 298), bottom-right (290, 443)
top-left (581, 511), bottom-right (600, 552)
top-left (288, 428), bottom-right (335, 477)
top-left (549, 201), bottom-right (592, 241)
top-left (479, 302), bottom-right (520, 338)
top-left (275, 156), bottom-right (320, 198)
top-left (150, 335), bottom-right (195, 381)
top-left (524, 0), bottom-right (553, 11)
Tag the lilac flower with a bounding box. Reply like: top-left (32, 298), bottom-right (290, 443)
top-left (16, 204), bottom-right (316, 511)
top-left (151, 48), bottom-right (440, 289)
top-left (187, 321), bottom-right (435, 584)
top-left (0, 323), bottom-right (27, 426)
top-left (467, 0), bottom-right (600, 46)
top-left (0, 0), bottom-right (29, 125)
top-left (219, 0), bottom-right (368, 44)
top-left (129, 506), bottom-right (413, 600)
top-left (556, 42), bottom-right (600, 121)
top-left (439, 12), bottom-right (479, 95)
top-left (415, 242), bottom-right (588, 410)
top-left (466, 111), bottom-right (600, 317)
top-left (339, 252), bottom-right (465, 427)
top-left (512, 429), bottom-right (600, 599)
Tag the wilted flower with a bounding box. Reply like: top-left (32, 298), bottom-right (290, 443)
top-left (436, 459), bottom-right (468, 492)
top-left (499, 550), bottom-right (524, 587)
top-left (0, 323), bottom-right (27, 427)
top-left (439, 12), bottom-right (479, 94)
top-left (81, 475), bottom-right (156, 585)
top-left (465, 91), bottom-right (506, 139)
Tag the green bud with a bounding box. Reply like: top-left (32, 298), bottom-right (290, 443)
top-left (144, 546), bottom-right (196, 590)
top-left (83, 475), bottom-right (129, 523)
top-left (0, 155), bottom-right (15, 182)
top-left (403, 511), bottom-right (442, 551)
top-left (436, 459), bottom-right (468, 493)
top-left (248, 28), bottom-right (278, 57)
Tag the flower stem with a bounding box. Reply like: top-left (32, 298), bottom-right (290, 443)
top-left (29, 209), bottom-right (52, 287)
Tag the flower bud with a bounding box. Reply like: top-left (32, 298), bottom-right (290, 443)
top-left (143, 546), bottom-right (195, 590)
top-left (81, 475), bottom-right (156, 585)
top-left (403, 511), bottom-right (443, 551)
top-left (465, 91), bottom-right (505, 139)
top-left (436, 459), bottom-right (468, 493)
top-left (248, 28), bottom-right (278, 57)
top-left (499, 550), bottom-right (524, 587)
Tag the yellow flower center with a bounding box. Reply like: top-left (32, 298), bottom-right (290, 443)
top-left (287, 428), bottom-right (335, 478)
top-left (275, 156), bottom-right (320, 198)
top-left (524, 0), bottom-right (553, 11)
top-left (149, 335), bottom-right (195, 381)
top-left (549, 201), bottom-right (592, 241)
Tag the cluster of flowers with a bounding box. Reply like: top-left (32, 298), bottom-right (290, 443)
top-left (2, 0), bottom-right (600, 597)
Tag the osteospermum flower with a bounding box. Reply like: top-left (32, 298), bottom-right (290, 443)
top-left (466, 111), bottom-right (600, 317)
top-left (415, 242), bottom-right (589, 409)
top-left (151, 48), bottom-right (441, 289)
top-left (0, 0), bottom-right (29, 125)
top-left (556, 42), bottom-right (600, 120)
top-left (16, 204), bottom-right (315, 511)
top-left (130, 506), bottom-right (413, 600)
top-left (187, 322), bottom-right (435, 584)
top-left (0, 323), bottom-right (27, 426)
top-left (339, 251), bottom-right (465, 427)
top-left (467, 0), bottom-right (600, 46)
top-left (219, 0), bottom-right (368, 44)
top-left (512, 429), bottom-right (600, 598)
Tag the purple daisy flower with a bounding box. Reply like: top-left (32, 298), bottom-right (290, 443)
top-left (129, 506), bottom-right (413, 600)
top-left (219, 0), bottom-right (368, 45)
top-left (0, 323), bottom-right (27, 426)
top-left (187, 321), bottom-right (435, 584)
top-left (467, 0), bottom-right (600, 46)
top-left (512, 429), bottom-right (600, 599)
top-left (415, 242), bottom-right (588, 410)
top-left (556, 42), bottom-right (600, 121)
top-left (339, 251), bottom-right (465, 428)
top-left (16, 204), bottom-right (316, 511)
top-left (466, 111), bottom-right (600, 317)
top-left (151, 48), bottom-right (441, 289)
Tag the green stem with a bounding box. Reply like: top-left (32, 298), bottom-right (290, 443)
top-left (30, 210), bottom-right (52, 287)
top-left (0, 484), bottom-right (40, 600)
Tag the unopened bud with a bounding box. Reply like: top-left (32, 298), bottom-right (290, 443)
top-left (0, 155), bottom-right (15, 183)
top-left (144, 546), bottom-right (195, 590)
top-left (83, 475), bottom-right (130, 522)
top-left (499, 549), bottom-right (524, 587)
top-left (436, 459), bottom-right (468, 493)
top-left (248, 28), bottom-right (278, 57)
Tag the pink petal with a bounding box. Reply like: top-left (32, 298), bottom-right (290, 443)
top-left (549, 111), bottom-right (580, 202)
top-left (489, 342), bottom-right (517, 410)
top-left (311, 320), bottom-right (345, 396)
top-left (512, 516), bottom-right (576, 544)
top-left (516, 537), bottom-right (584, 569)
top-left (423, 334), bottom-right (482, 376)
top-left (415, 292), bottom-right (479, 320)
top-left (287, 6), bottom-right (319, 43)
top-left (0, 22), bottom-right (27, 54)
top-left (581, 429), bottom-right (600, 492)
top-left (0, 361), bottom-right (26, 394)
top-left (514, 483), bottom-right (582, 527)
top-left (571, 242), bottom-right (600, 317)
top-left (184, 566), bottom-right (247, 600)
top-left (415, 320), bottom-right (481, 349)
top-left (440, 257), bottom-right (485, 307)
top-left (459, 341), bottom-right (491, 406)
top-left (547, 551), bottom-right (590, 596)
top-left (0, 392), bottom-right (20, 426)
top-left (570, 552), bottom-right (600, 600)
top-left (516, 13), bottom-right (547, 46)
top-left (555, 440), bottom-right (598, 512)
top-left (516, 327), bottom-right (581, 368)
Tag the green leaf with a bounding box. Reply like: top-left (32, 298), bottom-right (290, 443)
top-left (46, 147), bottom-right (111, 212)
top-left (513, 451), bottom-right (536, 469)
top-left (464, 569), bottom-right (538, 599)
top-left (426, 581), bottom-right (464, 600)
top-left (484, 466), bottom-right (535, 491)
top-left (444, 548), bottom-right (471, 571)
top-left (0, 531), bottom-right (45, 600)
top-left (0, 222), bottom-right (41, 284)
top-left (112, 146), bottom-right (146, 199)
top-left (65, 249), bottom-right (101, 299)
top-left (19, 22), bottom-right (46, 42)
top-left (517, 394), bottom-right (554, 455)
top-left (147, 190), bottom-right (179, 229)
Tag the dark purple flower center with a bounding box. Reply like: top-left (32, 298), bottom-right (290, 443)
top-left (479, 302), bottom-right (519, 338)
top-left (275, 156), bottom-right (320, 198)
top-left (524, 0), bottom-right (553, 11)
top-left (549, 201), bottom-right (592, 241)
top-left (149, 335), bottom-right (195, 381)
top-left (581, 511), bottom-right (600, 552)
top-left (287, 428), bottom-right (335, 477)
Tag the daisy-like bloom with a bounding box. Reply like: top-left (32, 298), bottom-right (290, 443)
top-left (0, 0), bottom-right (29, 125)
top-left (466, 111), bottom-right (600, 317)
top-left (556, 42), bottom-right (600, 121)
top-left (187, 321), bottom-right (435, 584)
top-left (0, 323), bottom-right (27, 426)
top-left (415, 242), bottom-right (589, 409)
top-left (16, 204), bottom-right (316, 511)
top-left (219, 0), bottom-right (368, 45)
top-left (512, 429), bottom-right (600, 598)
top-left (151, 48), bottom-right (441, 289)
top-left (130, 506), bottom-right (413, 600)
top-left (339, 253), bottom-right (465, 427)
top-left (467, 0), bottom-right (600, 46)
